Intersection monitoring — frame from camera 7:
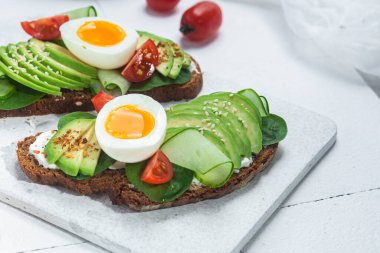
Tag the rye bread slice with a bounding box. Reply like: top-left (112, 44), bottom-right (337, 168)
top-left (0, 59), bottom-right (202, 118)
top-left (17, 134), bottom-right (277, 211)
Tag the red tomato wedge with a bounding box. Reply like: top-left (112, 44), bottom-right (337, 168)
top-left (141, 151), bottom-right (174, 184)
top-left (121, 39), bottom-right (159, 83)
top-left (21, 15), bottom-right (69, 41)
top-left (91, 91), bottom-right (114, 113)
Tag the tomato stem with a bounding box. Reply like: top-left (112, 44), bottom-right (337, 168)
top-left (180, 24), bottom-right (195, 35)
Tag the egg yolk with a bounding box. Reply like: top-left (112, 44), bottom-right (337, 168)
top-left (105, 105), bottom-right (155, 139)
top-left (77, 20), bottom-right (126, 46)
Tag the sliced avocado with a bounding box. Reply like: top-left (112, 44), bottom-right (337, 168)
top-left (43, 41), bottom-right (98, 78)
top-left (168, 103), bottom-right (251, 157)
top-left (0, 61), bottom-right (49, 95)
top-left (166, 111), bottom-right (241, 168)
top-left (56, 125), bottom-right (95, 176)
top-left (137, 31), bottom-right (192, 77)
top-left (7, 44), bottom-right (84, 91)
top-left (155, 41), bottom-right (174, 77)
top-left (79, 132), bottom-right (101, 176)
top-left (137, 34), bottom-right (175, 77)
top-left (168, 42), bottom-right (183, 79)
top-left (182, 51), bottom-right (191, 69)
top-left (0, 47), bottom-right (61, 95)
top-left (136, 35), bottom-right (152, 49)
top-left (44, 119), bottom-right (95, 164)
top-left (193, 93), bottom-right (263, 154)
top-left (27, 41), bottom-right (92, 84)
top-left (17, 43), bottom-right (87, 89)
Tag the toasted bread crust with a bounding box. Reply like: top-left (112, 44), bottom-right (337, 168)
top-left (17, 134), bottom-right (277, 211)
top-left (0, 90), bottom-right (93, 118)
top-left (1, 59), bottom-right (202, 118)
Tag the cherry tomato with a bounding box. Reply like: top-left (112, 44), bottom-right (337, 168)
top-left (21, 15), bottom-right (69, 41)
top-left (121, 39), bottom-right (159, 83)
top-left (141, 151), bottom-right (174, 184)
top-left (91, 91), bottom-right (114, 113)
top-left (146, 0), bottom-right (180, 12)
top-left (180, 1), bottom-right (222, 42)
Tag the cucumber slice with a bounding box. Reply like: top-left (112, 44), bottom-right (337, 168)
top-left (98, 69), bottom-right (130, 95)
top-left (166, 112), bottom-right (242, 168)
top-left (161, 129), bottom-right (233, 187)
top-left (61, 6), bottom-right (97, 19)
top-left (238, 88), bottom-right (269, 117)
top-left (0, 78), bottom-right (16, 99)
top-left (170, 103), bottom-right (251, 158)
top-left (260, 95), bottom-right (270, 114)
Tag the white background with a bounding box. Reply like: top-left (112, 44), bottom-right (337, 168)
top-left (0, 0), bottom-right (379, 252)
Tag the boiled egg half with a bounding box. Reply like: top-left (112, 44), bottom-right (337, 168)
top-left (95, 94), bottom-right (167, 163)
top-left (60, 17), bottom-right (138, 69)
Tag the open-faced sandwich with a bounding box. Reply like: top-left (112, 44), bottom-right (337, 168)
top-left (0, 6), bottom-right (202, 118)
top-left (16, 88), bottom-right (287, 211)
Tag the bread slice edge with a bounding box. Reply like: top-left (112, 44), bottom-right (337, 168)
top-left (1, 58), bottom-right (202, 118)
top-left (17, 133), bottom-right (278, 211)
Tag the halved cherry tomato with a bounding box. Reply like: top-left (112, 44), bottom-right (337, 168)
top-left (21, 15), bottom-right (69, 41)
top-left (180, 1), bottom-right (222, 42)
top-left (121, 39), bottom-right (159, 83)
top-left (146, 0), bottom-right (180, 12)
top-left (91, 91), bottom-right (114, 113)
top-left (141, 151), bottom-right (174, 184)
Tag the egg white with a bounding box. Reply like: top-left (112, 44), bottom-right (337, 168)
top-left (95, 94), bottom-right (167, 163)
top-left (60, 17), bottom-right (138, 69)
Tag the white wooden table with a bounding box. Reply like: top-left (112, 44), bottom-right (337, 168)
top-left (0, 0), bottom-right (379, 252)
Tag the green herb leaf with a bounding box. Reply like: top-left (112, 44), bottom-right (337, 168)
top-left (262, 114), bottom-right (287, 146)
top-left (125, 161), bottom-right (194, 203)
top-left (57, 112), bottom-right (96, 129)
top-left (128, 69), bottom-right (191, 92)
top-left (0, 79), bottom-right (45, 110)
top-left (71, 151), bottom-right (115, 180)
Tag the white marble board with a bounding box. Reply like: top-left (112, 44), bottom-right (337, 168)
top-left (0, 75), bottom-right (337, 253)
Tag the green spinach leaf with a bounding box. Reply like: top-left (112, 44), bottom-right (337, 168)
top-left (128, 69), bottom-right (191, 92)
top-left (125, 161), bottom-right (194, 203)
top-left (71, 151), bottom-right (115, 180)
top-left (0, 79), bottom-right (45, 110)
top-left (262, 114), bottom-right (287, 146)
top-left (57, 112), bottom-right (96, 129)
